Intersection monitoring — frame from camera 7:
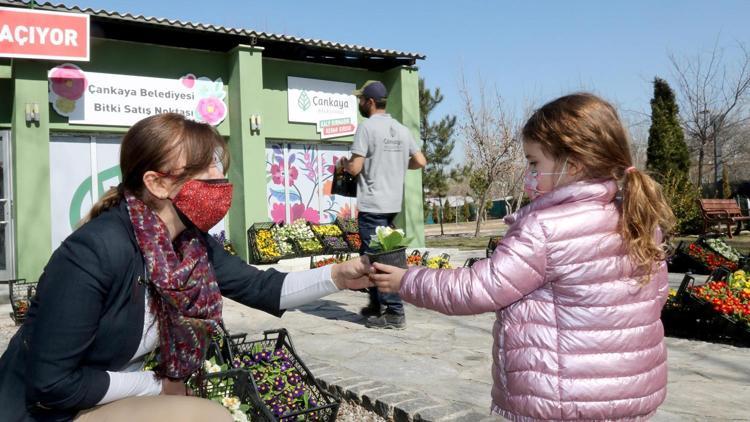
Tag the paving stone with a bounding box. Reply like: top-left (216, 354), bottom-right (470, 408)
top-left (413, 402), bottom-right (479, 422)
top-left (373, 390), bottom-right (422, 420)
top-left (392, 396), bottom-right (444, 422)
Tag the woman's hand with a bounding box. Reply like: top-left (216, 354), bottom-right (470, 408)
top-left (369, 263), bottom-right (407, 294)
top-left (161, 379), bottom-right (190, 396)
top-left (331, 255), bottom-right (373, 290)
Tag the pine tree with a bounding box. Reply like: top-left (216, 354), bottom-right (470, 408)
top-left (646, 78), bottom-right (690, 182)
top-left (420, 78), bottom-right (457, 234)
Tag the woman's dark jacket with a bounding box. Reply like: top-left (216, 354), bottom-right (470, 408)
top-left (0, 200), bottom-right (287, 421)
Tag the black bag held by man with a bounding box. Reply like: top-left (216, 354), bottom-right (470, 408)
top-left (331, 165), bottom-right (357, 197)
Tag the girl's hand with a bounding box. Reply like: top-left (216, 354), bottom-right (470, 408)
top-left (161, 379), bottom-right (190, 396)
top-left (369, 262), bottom-right (407, 293)
top-left (331, 255), bottom-right (374, 290)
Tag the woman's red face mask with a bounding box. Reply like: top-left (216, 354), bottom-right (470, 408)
top-left (170, 178), bottom-right (233, 232)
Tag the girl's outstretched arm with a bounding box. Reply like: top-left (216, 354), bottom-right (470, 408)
top-left (372, 215), bottom-right (548, 315)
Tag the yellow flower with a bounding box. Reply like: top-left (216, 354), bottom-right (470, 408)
top-left (669, 288), bottom-right (677, 297)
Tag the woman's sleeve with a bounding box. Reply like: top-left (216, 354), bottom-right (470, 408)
top-left (400, 215), bottom-right (548, 315)
top-left (26, 230), bottom-right (114, 411)
top-left (206, 234), bottom-right (287, 317)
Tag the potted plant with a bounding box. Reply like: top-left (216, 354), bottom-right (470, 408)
top-left (366, 226), bottom-right (411, 269)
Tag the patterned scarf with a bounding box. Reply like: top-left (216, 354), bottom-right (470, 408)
top-left (125, 191), bottom-right (223, 379)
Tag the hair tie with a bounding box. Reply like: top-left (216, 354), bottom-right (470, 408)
top-left (625, 166), bottom-right (636, 174)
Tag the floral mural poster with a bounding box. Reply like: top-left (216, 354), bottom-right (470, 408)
top-left (266, 143), bottom-right (356, 224)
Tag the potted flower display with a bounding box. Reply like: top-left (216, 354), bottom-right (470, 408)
top-left (366, 226), bottom-right (411, 270)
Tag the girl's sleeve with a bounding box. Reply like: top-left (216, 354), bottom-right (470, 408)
top-left (400, 215), bottom-right (548, 315)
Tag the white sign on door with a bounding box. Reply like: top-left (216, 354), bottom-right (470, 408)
top-left (48, 64), bottom-right (228, 127)
top-left (287, 76), bottom-right (358, 139)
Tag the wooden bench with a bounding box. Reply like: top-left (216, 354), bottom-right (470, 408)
top-left (697, 199), bottom-right (750, 238)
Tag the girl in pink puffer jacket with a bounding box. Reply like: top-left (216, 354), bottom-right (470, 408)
top-left (371, 93), bottom-right (676, 421)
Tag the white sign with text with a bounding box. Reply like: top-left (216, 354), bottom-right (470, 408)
top-left (287, 76), bottom-right (358, 139)
top-left (49, 64), bottom-right (227, 126)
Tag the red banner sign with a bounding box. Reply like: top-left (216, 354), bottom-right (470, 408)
top-left (0, 6), bottom-right (89, 61)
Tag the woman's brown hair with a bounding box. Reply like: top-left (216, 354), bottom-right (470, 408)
top-left (83, 113), bottom-right (229, 223)
top-left (522, 93), bottom-right (676, 279)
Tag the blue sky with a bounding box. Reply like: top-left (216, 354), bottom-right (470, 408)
top-left (67, 0), bottom-right (750, 159)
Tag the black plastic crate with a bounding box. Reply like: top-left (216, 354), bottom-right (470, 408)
top-left (8, 279), bottom-right (35, 326)
top-left (463, 257), bottom-right (482, 268)
top-left (486, 236), bottom-right (502, 258)
top-left (309, 223), bottom-right (348, 255)
top-left (248, 223), bottom-right (284, 264)
top-left (216, 329), bottom-right (340, 421)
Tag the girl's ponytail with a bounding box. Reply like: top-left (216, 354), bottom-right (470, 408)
top-left (619, 167), bottom-right (676, 279)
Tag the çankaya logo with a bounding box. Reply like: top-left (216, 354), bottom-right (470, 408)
top-left (297, 90), bottom-right (350, 112)
top-left (297, 91), bottom-right (311, 111)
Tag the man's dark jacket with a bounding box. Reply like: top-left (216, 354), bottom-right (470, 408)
top-left (0, 201), bottom-right (286, 421)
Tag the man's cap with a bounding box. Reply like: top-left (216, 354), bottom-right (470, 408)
top-left (353, 80), bottom-right (388, 101)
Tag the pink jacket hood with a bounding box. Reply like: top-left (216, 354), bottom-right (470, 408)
top-left (401, 180), bottom-right (668, 421)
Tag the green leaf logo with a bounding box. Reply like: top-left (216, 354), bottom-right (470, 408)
top-left (298, 91), bottom-right (311, 111)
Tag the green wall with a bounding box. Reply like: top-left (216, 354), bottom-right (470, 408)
top-left (11, 60), bottom-right (52, 281)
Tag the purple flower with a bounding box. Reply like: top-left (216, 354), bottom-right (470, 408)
top-left (232, 357), bottom-right (242, 368)
top-left (280, 362), bottom-right (292, 372)
top-left (292, 386), bottom-right (305, 398)
top-left (241, 355), bottom-right (253, 367)
top-left (287, 373), bottom-right (302, 386)
top-left (272, 404), bottom-right (287, 417)
top-left (257, 382), bottom-right (270, 394)
top-left (252, 371), bottom-right (263, 382)
top-left (273, 349), bottom-right (289, 360)
top-left (274, 376), bottom-right (285, 391)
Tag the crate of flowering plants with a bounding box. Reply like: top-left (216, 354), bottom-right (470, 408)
top-left (279, 219), bottom-right (324, 257)
top-left (334, 217), bottom-right (358, 235)
top-left (309, 223), bottom-right (349, 254)
top-left (406, 250), bottom-right (424, 267)
top-left (195, 329), bottom-right (341, 421)
top-left (8, 278), bottom-right (36, 326)
top-left (270, 224), bottom-right (301, 260)
top-left (679, 238), bottom-right (740, 275)
top-left (662, 269), bottom-right (750, 346)
top-left (309, 254), bottom-right (350, 269)
top-left (248, 222), bottom-right (284, 265)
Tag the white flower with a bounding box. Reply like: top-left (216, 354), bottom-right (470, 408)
top-left (376, 226), bottom-right (393, 238)
top-left (222, 396), bottom-right (241, 412)
top-left (395, 228), bottom-right (405, 236)
top-left (207, 363), bottom-right (222, 374)
top-left (232, 410), bottom-right (248, 422)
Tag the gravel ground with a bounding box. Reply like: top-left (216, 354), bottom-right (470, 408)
top-left (335, 399), bottom-right (387, 422)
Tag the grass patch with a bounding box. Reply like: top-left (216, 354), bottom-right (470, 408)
top-left (425, 235), bottom-right (493, 250)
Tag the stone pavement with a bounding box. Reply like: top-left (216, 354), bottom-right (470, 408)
top-left (1, 252), bottom-right (748, 421)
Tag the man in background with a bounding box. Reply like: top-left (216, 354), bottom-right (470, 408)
top-left (340, 80), bottom-right (427, 329)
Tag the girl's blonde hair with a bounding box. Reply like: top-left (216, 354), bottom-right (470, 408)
top-left (522, 93), bottom-right (675, 279)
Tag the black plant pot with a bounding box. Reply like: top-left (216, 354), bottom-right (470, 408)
top-left (367, 247), bottom-right (408, 270)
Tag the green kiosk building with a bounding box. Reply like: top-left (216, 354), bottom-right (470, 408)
top-left (0, 0), bottom-right (425, 282)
